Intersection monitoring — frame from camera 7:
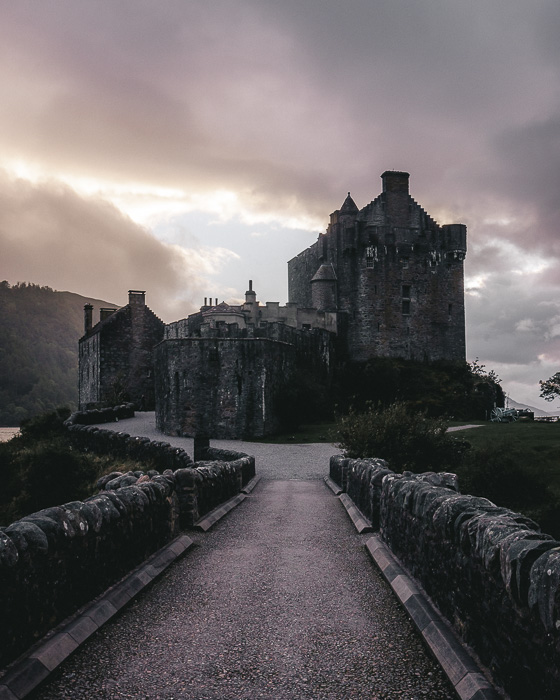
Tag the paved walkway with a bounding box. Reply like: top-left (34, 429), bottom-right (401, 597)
top-left (32, 416), bottom-right (455, 699)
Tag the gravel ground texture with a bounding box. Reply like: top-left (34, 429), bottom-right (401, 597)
top-left (29, 414), bottom-right (456, 699)
top-left (89, 412), bottom-right (342, 481)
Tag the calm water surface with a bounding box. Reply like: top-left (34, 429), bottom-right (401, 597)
top-left (0, 427), bottom-right (19, 442)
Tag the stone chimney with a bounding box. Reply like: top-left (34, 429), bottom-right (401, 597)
top-left (84, 304), bottom-right (93, 334)
top-left (128, 290), bottom-right (146, 306)
top-left (245, 280), bottom-right (257, 304)
top-left (100, 308), bottom-right (117, 322)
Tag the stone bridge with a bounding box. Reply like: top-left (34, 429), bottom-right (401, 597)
top-left (1, 413), bottom-right (557, 699)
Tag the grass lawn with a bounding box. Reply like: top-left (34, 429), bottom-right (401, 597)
top-left (451, 420), bottom-right (560, 495)
top-left (252, 418), bottom-right (560, 494)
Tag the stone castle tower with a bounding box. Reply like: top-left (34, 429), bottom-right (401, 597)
top-left (288, 171), bottom-right (466, 362)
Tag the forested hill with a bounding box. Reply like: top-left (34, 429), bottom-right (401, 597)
top-left (0, 281), bottom-right (117, 426)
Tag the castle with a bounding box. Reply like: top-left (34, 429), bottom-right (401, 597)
top-left (79, 171), bottom-right (466, 438)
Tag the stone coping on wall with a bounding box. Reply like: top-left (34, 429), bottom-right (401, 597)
top-left (329, 453), bottom-right (560, 698)
top-left (0, 535), bottom-right (194, 700)
top-left (65, 403), bottom-right (136, 426)
top-left (366, 536), bottom-right (501, 700)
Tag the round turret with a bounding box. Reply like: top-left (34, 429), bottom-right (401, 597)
top-left (311, 263), bottom-right (337, 311)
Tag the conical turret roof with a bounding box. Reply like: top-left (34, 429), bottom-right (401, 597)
top-left (311, 263), bottom-right (337, 282)
top-left (340, 192), bottom-right (359, 214)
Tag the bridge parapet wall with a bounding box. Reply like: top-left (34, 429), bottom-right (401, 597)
top-left (0, 476), bottom-right (180, 668)
top-left (0, 411), bottom-right (255, 669)
top-left (330, 457), bottom-right (560, 698)
top-left (380, 472), bottom-right (560, 698)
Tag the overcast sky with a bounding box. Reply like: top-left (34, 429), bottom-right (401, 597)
top-left (0, 0), bottom-right (559, 410)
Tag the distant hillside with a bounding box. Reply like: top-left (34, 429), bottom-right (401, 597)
top-left (507, 398), bottom-right (557, 418)
top-left (0, 281), bottom-right (117, 426)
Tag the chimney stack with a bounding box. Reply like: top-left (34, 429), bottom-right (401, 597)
top-left (100, 308), bottom-right (117, 322)
top-left (245, 279), bottom-right (257, 304)
top-left (128, 290), bottom-right (146, 306)
top-left (381, 171), bottom-right (411, 225)
top-left (84, 304), bottom-right (93, 334)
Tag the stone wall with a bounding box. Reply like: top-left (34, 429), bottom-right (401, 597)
top-left (288, 172), bottom-right (466, 363)
top-left (0, 415), bottom-right (255, 669)
top-left (79, 293), bottom-right (165, 410)
top-left (64, 422), bottom-right (255, 525)
top-left (66, 402), bottom-right (135, 425)
top-left (0, 476), bottom-right (181, 668)
top-left (155, 323), bottom-right (333, 439)
top-left (329, 456), bottom-right (560, 698)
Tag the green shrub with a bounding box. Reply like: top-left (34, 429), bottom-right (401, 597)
top-left (0, 437), bottom-right (99, 524)
top-left (0, 407), bottom-right (128, 525)
top-left (17, 406), bottom-right (71, 444)
top-left (337, 402), bottom-right (468, 473)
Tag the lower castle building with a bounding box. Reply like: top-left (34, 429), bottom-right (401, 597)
top-left (79, 171), bottom-right (466, 438)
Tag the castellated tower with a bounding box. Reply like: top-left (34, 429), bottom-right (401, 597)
top-left (288, 171), bottom-right (467, 363)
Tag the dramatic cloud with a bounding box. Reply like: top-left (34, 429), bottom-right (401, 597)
top-left (0, 0), bottom-right (559, 407)
top-left (0, 173), bottom-right (238, 321)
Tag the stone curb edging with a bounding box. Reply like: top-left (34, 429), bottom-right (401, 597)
top-left (241, 474), bottom-right (262, 494)
top-left (193, 493), bottom-right (247, 532)
top-left (338, 493), bottom-right (373, 533)
top-left (0, 535), bottom-right (194, 700)
top-left (365, 535), bottom-right (503, 700)
top-left (323, 475), bottom-right (343, 495)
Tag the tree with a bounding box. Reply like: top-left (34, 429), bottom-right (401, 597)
top-left (539, 372), bottom-right (560, 402)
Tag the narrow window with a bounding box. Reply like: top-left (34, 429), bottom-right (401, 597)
top-left (448, 303), bottom-right (453, 315)
top-left (402, 300), bottom-right (411, 315)
top-left (402, 285), bottom-right (411, 298)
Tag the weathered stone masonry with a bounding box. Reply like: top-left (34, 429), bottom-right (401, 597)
top-left (0, 409), bottom-right (255, 669)
top-left (289, 171), bottom-right (466, 362)
top-left (330, 456), bottom-right (560, 699)
top-left (155, 322), bottom-right (333, 439)
top-left (79, 290), bottom-right (164, 410)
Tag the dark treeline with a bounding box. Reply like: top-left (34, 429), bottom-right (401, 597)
top-left (0, 281), bottom-right (116, 426)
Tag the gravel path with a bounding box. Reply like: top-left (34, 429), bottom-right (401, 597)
top-left (30, 415), bottom-right (455, 699)
top-left (88, 412), bottom-right (342, 481)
